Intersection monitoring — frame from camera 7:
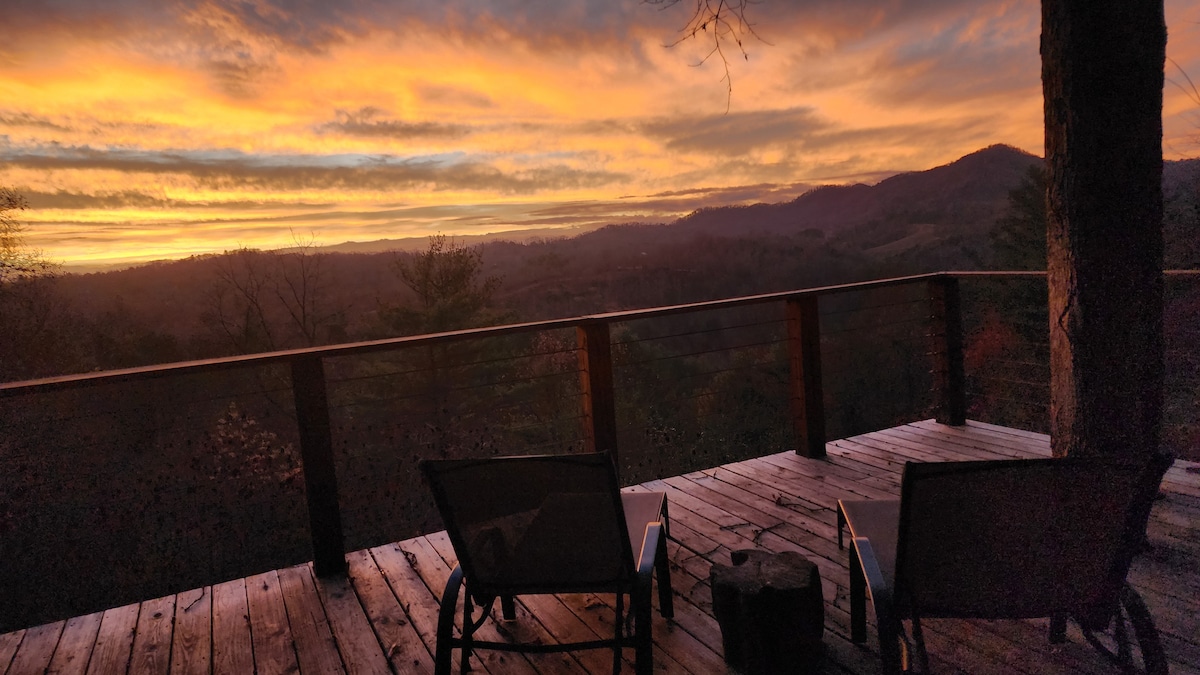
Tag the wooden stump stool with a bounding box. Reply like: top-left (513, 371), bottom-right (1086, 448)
top-left (710, 549), bottom-right (824, 674)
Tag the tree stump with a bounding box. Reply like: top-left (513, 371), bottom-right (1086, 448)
top-left (710, 549), bottom-right (824, 674)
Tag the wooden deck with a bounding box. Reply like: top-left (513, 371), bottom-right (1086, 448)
top-left (3, 420), bottom-right (1198, 675)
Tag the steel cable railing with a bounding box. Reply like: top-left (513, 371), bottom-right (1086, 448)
top-left (2, 270), bottom-right (1194, 633)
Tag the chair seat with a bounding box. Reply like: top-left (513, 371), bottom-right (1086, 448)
top-left (838, 499), bottom-right (900, 588)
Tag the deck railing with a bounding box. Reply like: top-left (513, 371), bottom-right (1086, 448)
top-left (1, 269), bottom-right (1195, 632)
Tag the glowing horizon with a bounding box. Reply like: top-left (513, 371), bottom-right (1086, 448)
top-left (2, 0), bottom-right (1198, 268)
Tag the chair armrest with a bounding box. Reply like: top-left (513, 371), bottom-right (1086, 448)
top-left (851, 536), bottom-right (891, 605)
top-left (637, 522), bottom-right (664, 578)
top-left (852, 536), bottom-right (903, 674)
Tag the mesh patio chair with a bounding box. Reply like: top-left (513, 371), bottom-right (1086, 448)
top-left (420, 452), bottom-right (673, 675)
top-left (836, 456), bottom-right (1171, 675)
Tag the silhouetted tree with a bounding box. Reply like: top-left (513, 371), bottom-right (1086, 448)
top-left (204, 236), bottom-right (346, 354)
top-left (1, 188), bottom-right (55, 283)
top-left (1042, 0), bottom-right (1166, 460)
top-left (383, 234), bottom-right (503, 335)
top-left (0, 187), bottom-right (68, 382)
top-left (205, 248), bottom-right (279, 354)
top-left (991, 166), bottom-right (1047, 271)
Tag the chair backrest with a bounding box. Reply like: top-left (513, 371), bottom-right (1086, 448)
top-left (420, 452), bottom-right (636, 598)
top-left (893, 457), bottom-right (1164, 627)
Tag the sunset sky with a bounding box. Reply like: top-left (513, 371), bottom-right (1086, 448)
top-left (2, 0), bottom-right (1199, 269)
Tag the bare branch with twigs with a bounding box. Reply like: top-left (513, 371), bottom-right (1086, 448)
top-left (647, 0), bottom-right (768, 111)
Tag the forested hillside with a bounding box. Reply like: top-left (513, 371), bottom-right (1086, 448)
top-left (4, 145), bottom-right (1197, 382)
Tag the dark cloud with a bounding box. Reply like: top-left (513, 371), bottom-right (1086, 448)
top-left (638, 106), bottom-right (999, 174)
top-left (414, 84), bottom-right (496, 109)
top-left (0, 0), bottom-right (655, 57)
top-left (866, 9), bottom-right (1040, 105)
top-left (21, 189), bottom-right (334, 211)
top-left (641, 107), bottom-right (826, 155)
top-left (0, 111), bottom-right (73, 132)
top-left (316, 107), bottom-right (471, 139)
top-left (1, 143), bottom-right (627, 194)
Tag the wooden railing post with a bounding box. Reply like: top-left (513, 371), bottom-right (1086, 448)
top-left (290, 356), bottom-right (347, 577)
top-left (929, 275), bottom-right (967, 425)
top-left (786, 296), bottom-right (826, 458)
top-left (577, 321), bottom-right (619, 467)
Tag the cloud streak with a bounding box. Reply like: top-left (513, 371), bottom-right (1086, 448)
top-left (317, 107), bottom-right (471, 139)
top-left (1, 144), bottom-right (626, 194)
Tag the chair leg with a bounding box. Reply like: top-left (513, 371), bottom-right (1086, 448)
top-left (849, 542), bottom-right (867, 643)
top-left (1121, 583), bottom-right (1169, 675)
top-left (656, 518), bottom-right (674, 619)
top-left (500, 595), bottom-right (516, 621)
top-left (910, 615), bottom-right (931, 674)
top-left (1049, 613), bottom-right (1067, 643)
top-left (613, 591), bottom-right (625, 675)
top-left (461, 591), bottom-right (475, 674)
top-left (435, 566), bottom-right (464, 675)
top-left (876, 613), bottom-right (904, 675)
top-left (837, 503), bottom-right (846, 550)
top-left (634, 583), bottom-right (654, 675)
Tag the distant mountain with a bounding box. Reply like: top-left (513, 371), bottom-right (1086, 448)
top-left (284, 226), bottom-right (596, 255)
top-left (669, 145), bottom-right (1040, 238)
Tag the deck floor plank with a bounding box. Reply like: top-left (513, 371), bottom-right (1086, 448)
top-left (168, 588), bottom-right (210, 675)
top-left (5, 420), bottom-right (1198, 675)
top-left (313, 575), bottom-right (390, 675)
top-left (365, 543), bottom-right (458, 670)
top-left (0, 629), bottom-right (25, 674)
top-left (345, 549), bottom-right (435, 673)
top-left (6, 620), bottom-right (64, 675)
top-left (276, 564), bottom-right (345, 675)
top-left (246, 570), bottom-right (301, 675)
top-left (84, 604), bottom-right (139, 675)
top-left (212, 578), bottom-right (254, 675)
top-left (45, 611), bottom-right (102, 675)
top-left (128, 594), bottom-right (175, 675)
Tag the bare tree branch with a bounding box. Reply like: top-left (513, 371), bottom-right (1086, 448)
top-left (1167, 57), bottom-right (1200, 149)
top-left (647, 0), bottom-right (768, 111)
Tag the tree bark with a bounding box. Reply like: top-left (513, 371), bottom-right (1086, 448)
top-left (1041, 0), bottom-right (1166, 458)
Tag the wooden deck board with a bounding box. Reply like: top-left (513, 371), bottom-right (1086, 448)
top-left (4, 420), bottom-right (1198, 675)
top-left (314, 574), bottom-right (391, 675)
top-left (345, 549), bottom-right (435, 673)
top-left (245, 570), bottom-right (300, 675)
top-left (84, 604), bottom-right (138, 675)
top-left (169, 588), bottom-right (211, 675)
top-left (7, 620), bottom-right (63, 675)
top-left (277, 564), bottom-right (345, 675)
top-left (0, 629), bottom-right (25, 674)
top-left (211, 578), bottom-right (254, 675)
top-left (128, 595), bottom-right (174, 675)
top-left (45, 611), bottom-right (102, 675)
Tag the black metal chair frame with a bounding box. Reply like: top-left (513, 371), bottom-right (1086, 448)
top-left (836, 456), bottom-right (1171, 675)
top-left (421, 452), bottom-right (673, 675)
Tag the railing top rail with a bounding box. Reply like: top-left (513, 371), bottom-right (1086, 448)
top-left (3, 269), bottom-right (1196, 397)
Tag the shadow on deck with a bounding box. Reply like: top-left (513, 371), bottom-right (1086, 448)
top-left (3, 420), bottom-right (1198, 674)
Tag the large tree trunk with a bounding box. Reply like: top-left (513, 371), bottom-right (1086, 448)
top-left (1041, 0), bottom-right (1166, 458)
